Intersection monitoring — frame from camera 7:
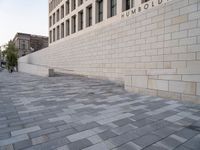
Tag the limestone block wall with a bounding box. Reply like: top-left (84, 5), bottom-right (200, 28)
top-left (19, 0), bottom-right (200, 103)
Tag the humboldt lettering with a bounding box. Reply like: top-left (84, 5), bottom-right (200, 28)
top-left (121, 0), bottom-right (169, 18)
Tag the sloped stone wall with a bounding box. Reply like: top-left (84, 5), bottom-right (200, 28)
top-left (19, 0), bottom-right (200, 103)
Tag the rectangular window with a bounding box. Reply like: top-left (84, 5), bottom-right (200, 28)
top-left (71, 0), bottom-right (76, 11)
top-left (96, 0), bottom-right (103, 23)
top-left (49, 16), bottom-right (52, 27)
top-left (71, 15), bottom-right (76, 33)
top-left (110, 0), bottom-right (117, 17)
top-left (53, 28), bottom-right (55, 42)
top-left (53, 13), bottom-right (56, 24)
top-left (126, 0), bottom-right (130, 10)
top-left (131, 0), bottom-right (135, 8)
top-left (66, 19), bottom-right (70, 36)
top-left (141, 0), bottom-right (150, 4)
top-left (78, 0), bottom-right (83, 6)
top-left (78, 11), bottom-right (83, 31)
top-left (57, 9), bottom-right (60, 22)
top-left (49, 30), bottom-right (52, 43)
top-left (61, 5), bottom-right (64, 19)
top-left (86, 5), bottom-right (92, 27)
top-left (123, 0), bottom-right (134, 11)
top-left (66, 0), bottom-right (70, 15)
top-left (61, 22), bottom-right (64, 38)
top-left (57, 25), bottom-right (60, 40)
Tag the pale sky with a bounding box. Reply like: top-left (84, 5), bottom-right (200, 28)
top-left (0, 0), bottom-right (48, 46)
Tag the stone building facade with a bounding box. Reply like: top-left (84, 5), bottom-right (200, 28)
top-left (19, 0), bottom-right (200, 103)
top-left (13, 33), bottom-right (48, 57)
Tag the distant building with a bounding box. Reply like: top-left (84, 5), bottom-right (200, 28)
top-left (13, 33), bottom-right (48, 57)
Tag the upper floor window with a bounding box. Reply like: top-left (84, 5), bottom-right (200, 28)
top-left (66, 0), bottom-right (70, 15)
top-left (57, 25), bottom-right (60, 40)
top-left (49, 16), bottom-right (52, 27)
top-left (66, 19), bottom-right (70, 36)
top-left (61, 22), bottom-right (64, 38)
top-left (78, 11), bottom-right (83, 31)
top-left (110, 0), bottom-right (117, 17)
top-left (96, 0), bottom-right (103, 23)
top-left (71, 0), bottom-right (76, 11)
top-left (72, 15), bottom-right (76, 33)
top-left (53, 13), bottom-right (56, 24)
top-left (123, 0), bottom-right (134, 11)
top-left (61, 5), bottom-right (64, 19)
top-left (78, 0), bottom-right (83, 6)
top-left (56, 9), bottom-right (60, 22)
top-left (141, 0), bottom-right (150, 4)
top-left (86, 5), bottom-right (92, 27)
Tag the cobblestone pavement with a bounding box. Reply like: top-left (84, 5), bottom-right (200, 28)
top-left (0, 71), bottom-right (200, 150)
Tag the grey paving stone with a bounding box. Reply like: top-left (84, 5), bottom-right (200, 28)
top-left (158, 136), bottom-right (183, 150)
top-left (109, 130), bottom-right (139, 147)
top-left (32, 135), bottom-right (49, 145)
top-left (74, 122), bottom-right (100, 132)
top-left (68, 139), bottom-right (92, 150)
top-left (98, 130), bottom-right (118, 140)
top-left (11, 126), bottom-right (41, 136)
top-left (0, 134), bottom-right (29, 146)
top-left (116, 142), bottom-right (142, 150)
top-left (67, 130), bottom-right (96, 142)
top-left (48, 128), bottom-right (76, 140)
top-left (87, 135), bottom-right (102, 144)
top-left (83, 141), bottom-right (115, 150)
top-left (13, 140), bottom-right (32, 150)
top-left (183, 134), bottom-right (200, 150)
top-left (29, 127), bottom-right (58, 138)
top-left (113, 118), bottom-right (134, 127)
top-left (0, 144), bottom-right (14, 150)
top-left (133, 134), bottom-right (162, 148)
top-left (0, 71), bottom-right (200, 149)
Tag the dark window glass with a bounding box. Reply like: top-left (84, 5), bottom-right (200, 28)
top-left (111, 0), bottom-right (117, 17)
top-left (97, 0), bottom-right (103, 22)
top-left (88, 6), bottom-right (92, 26)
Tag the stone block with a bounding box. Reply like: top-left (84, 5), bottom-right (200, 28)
top-left (171, 61), bottom-right (186, 68)
top-left (148, 79), bottom-right (168, 91)
top-left (165, 10), bottom-right (179, 19)
top-left (188, 44), bottom-right (200, 52)
top-left (172, 31), bottom-right (188, 39)
top-left (180, 20), bottom-right (197, 30)
top-left (187, 61), bottom-right (200, 68)
top-left (197, 52), bottom-right (200, 59)
top-left (182, 75), bottom-right (200, 82)
top-left (180, 37), bottom-right (197, 46)
top-left (157, 90), bottom-right (181, 100)
top-left (180, 4), bottom-right (198, 15)
top-left (171, 46), bottom-right (187, 54)
top-left (67, 130), bottom-right (96, 142)
top-left (181, 94), bottom-right (200, 104)
top-left (189, 11), bottom-right (200, 20)
top-left (189, 28), bottom-right (200, 37)
top-left (11, 126), bottom-right (41, 136)
top-left (124, 76), bottom-right (131, 87)
top-left (0, 134), bottom-right (29, 146)
top-left (178, 53), bottom-right (196, 60)
top-left (159, 75), bottom-right (181, 81)
top-left (197, 83), bottom-right (200, 96)
top-left (169, 81), bottom-right (196, 95)
top-left (32, 136), bottom-right (48, 145)
top-left (172, 15), bottom-right (188, 24)
top-left (131, 76), bottom-right (148, 88)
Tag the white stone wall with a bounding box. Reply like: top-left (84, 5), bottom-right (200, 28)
top-left (19, 0), bottom-right (200, 103)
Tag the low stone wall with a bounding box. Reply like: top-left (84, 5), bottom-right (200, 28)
top-left (19, 0), bottom-right (200, 103)
top-left (18, 63), bottom-right (54, 77)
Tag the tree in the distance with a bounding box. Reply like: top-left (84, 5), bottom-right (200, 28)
top-left (4, 41), bottom-right (18, 72)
